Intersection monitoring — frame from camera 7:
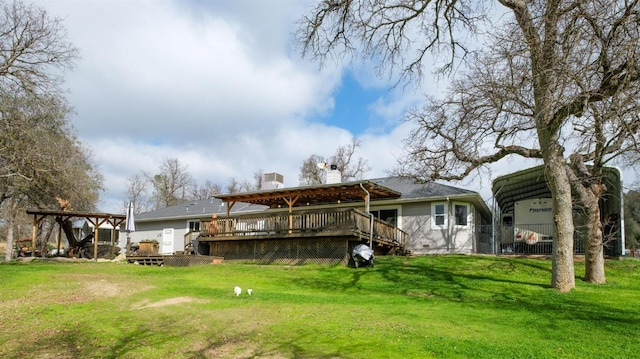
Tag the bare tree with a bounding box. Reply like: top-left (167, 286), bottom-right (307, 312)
top-left (298, 0), bottom-right (640, 291)
top-left (146, 158), bottom-right (194, 209)
top-left (252, 169), bottom-right (264, 191)
top-left (190, 179), bottom-right (222, 200)
top-left (0, 1), bottom-right (78, 97)
top-left (124, 173), bottom-right (151, 214)
top-left (0, 0), bottom-right (80, 195)
top-left (299, 154), bottom-right (326, 185)
top-left (225, 177), bottom-right (241, 194)
top-left (299, 139), bottom-right (370, 185)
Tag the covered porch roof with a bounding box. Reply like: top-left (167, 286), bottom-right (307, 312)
top-left (214, 180), bottom-right (402, 212)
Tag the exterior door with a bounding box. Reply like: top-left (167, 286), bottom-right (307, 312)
top-left (161, 228), bottom-right (174, 254)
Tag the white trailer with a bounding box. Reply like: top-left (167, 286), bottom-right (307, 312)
top-left (513, 198), bottom-right (553, 244)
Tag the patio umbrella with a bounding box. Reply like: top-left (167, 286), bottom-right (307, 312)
top-left (125, 202), bottom-right (135, 254)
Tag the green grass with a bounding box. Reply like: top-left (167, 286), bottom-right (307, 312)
top-left (1, 255), bottom-right (639, 358)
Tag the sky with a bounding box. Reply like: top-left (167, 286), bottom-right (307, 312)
top-left (33, 0), bottom-right (634, 214)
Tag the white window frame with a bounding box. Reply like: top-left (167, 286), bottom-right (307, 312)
top-left (187, 220), bottom-right (200, 233)
top-left (453, 203), bottom-right (470, 227)
top-left (369, 206), bottom-right (401, 227)
top-left (432, 202), bottom-right (447, 227)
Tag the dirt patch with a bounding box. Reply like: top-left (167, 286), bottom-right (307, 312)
top-left (203, 339), bottom-right (288, 359)
top-left (84, 279), bottom-right (124, 297)
top-left (131, 296), bottom-right (207, 310)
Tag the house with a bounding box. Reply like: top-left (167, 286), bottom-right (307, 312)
top-left (492, 165), bottom-right (625, 255)
top-left (119, 198), bottom-right (265, 255)
top-left (121, 175), bottom-right (492, 262)
top-left (369, 177), bottom-right (492, 255)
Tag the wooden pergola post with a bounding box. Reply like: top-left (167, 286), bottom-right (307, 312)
top-left (283, 195), bottom-right (300, 232)
top-left (30, 213), bottom-right (48, 257)
top-left (57, 223), bottom-right (63, 256)
top-left (31, 215), bottom-right (37, 257)
top-left (86, 217), bottom-right (110, 262)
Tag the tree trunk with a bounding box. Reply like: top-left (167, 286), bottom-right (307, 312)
top-left (54, 216), bottom-right (94, 256)
top-left (545, 153), bottom-right (576, 292)
top-left (583, 191), bottom-right (606, 284)
top-left (5, 215), bottom-right (14, 261)
top-left (567, 157), bottom-right (607, 284)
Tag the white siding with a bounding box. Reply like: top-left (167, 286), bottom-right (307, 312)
top-left (118, 219), bottom-right (189, 254)
top-left (399, 201), bottom-right (477, 255)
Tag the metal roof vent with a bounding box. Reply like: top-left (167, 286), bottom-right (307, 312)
top-left (261, 172), bottom-right (284, 190)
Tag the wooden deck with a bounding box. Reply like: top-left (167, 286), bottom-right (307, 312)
top-left (195, 208), bottom-right (405, 246)
top-left (185, 208), bottom-right (407, 264)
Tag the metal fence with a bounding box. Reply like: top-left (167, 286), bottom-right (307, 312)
top-left (496, 223), bottom-right (586, 255)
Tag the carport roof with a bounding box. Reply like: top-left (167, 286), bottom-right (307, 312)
top-left (492, 166), bottom-right (552, 214)
top-left (492, 165), bottom-right (622, 214)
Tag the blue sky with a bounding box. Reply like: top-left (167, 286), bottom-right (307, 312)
top-left (318, 72), bottom-right (388, 134)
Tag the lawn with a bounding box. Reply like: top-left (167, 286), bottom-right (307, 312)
top-left (0, 255), bottom-right (638, 358)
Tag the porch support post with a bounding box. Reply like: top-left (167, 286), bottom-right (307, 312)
top-left (225, 201), bottom-right (236, 233)
top-left (360, 183), bottom-right (374, 248)
top-left (283, 195), bottom-right (301, 232)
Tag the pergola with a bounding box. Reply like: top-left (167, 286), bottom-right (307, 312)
top-left (214, 180), bottom-right (402, 232)
top-left (216, 180), bottom-right (401, 208)
top-left (25, 209), bottom-right (126, 260)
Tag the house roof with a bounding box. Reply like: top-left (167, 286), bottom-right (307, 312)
top-left (136, 176), bottom-right (491, 221)
top-left (135, 198), bottom-right (266, 221)
top-left (369, 177), bottom-right (491, 218)
top-left (369, 177), bottom-right (477, 199)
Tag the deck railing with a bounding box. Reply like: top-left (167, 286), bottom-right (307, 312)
top-left (189, 208), bottom-right (406, 248)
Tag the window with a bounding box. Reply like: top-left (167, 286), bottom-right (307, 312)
top-left (454, 204), bottom-right (468, 226)
top-left (370, 209), bottom-right (398, 225)
top-left (433, 203), bottom-right (446, 226)
top-left (188, 220), bottom-right (200, 232)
